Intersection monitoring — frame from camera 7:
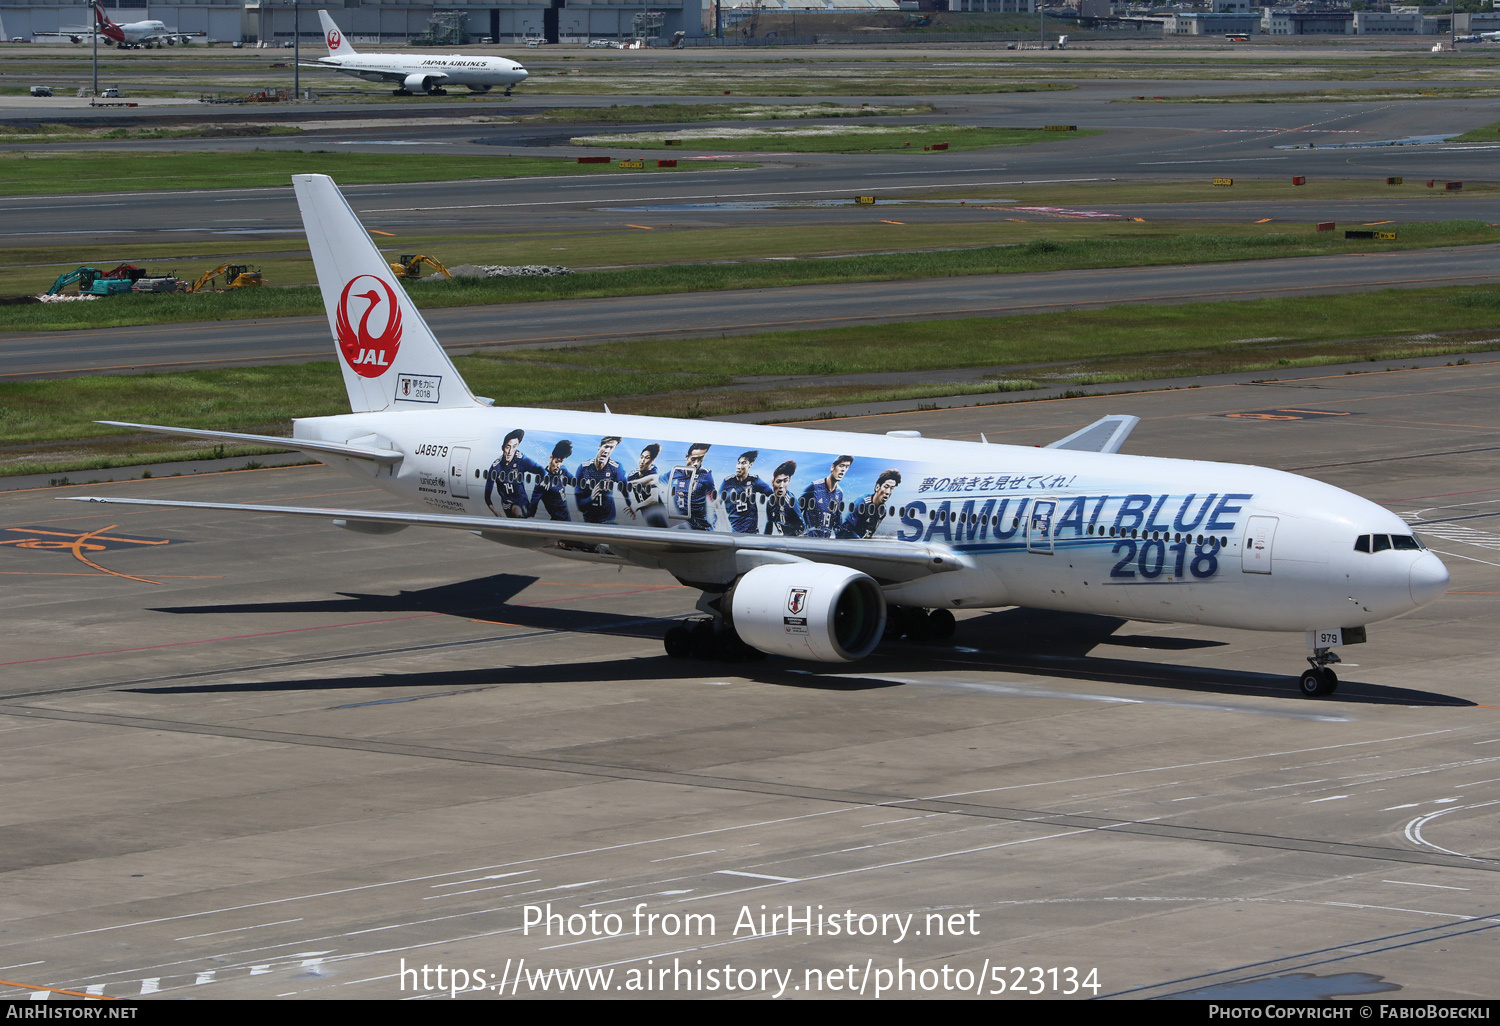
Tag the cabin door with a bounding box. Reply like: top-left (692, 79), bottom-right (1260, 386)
top-left (449, 446), bottom-right (472, 499)
top-left (1242, 515), bottom-right (1277, 574)
top-left (1027, 498), bottom-right (1058, 555)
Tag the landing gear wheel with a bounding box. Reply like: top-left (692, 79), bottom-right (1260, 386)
top-left (1298, 667), bottom-right (1338, 697)
top-left (663, 623), bottom-right (691, 659)
top-left (899, 607), bottom-right (931, 642)
top-left (927, 608), bottom-right (956, 640)
top-left (689, 621), bottom-right (717, 661)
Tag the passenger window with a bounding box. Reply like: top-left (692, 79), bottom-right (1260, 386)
top-left (1372, 534), bottom-right (1391, 552)
top-left (1354, 535), bottom-right (1370, 553)
top-left (1392, 535), bottom-right (1420, 551)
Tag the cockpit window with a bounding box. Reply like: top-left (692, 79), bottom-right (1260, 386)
top-left (1356, 533), bottom-right (1423, 553)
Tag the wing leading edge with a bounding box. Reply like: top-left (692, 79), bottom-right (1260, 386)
top-left (96, 421), bottom-right (403, 466)
top-left (65, 496), bottom-right (970, 585)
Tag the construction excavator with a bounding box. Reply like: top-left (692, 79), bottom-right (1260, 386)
top-left (188, 264), bottom-right (263, 293)
top-left (389, 254), bottom-right (451, 280)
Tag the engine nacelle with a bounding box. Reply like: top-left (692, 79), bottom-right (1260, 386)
top-left (729, 563), bottom-right (885, 663)
top-left (403, 72), bottom-right (437, 93)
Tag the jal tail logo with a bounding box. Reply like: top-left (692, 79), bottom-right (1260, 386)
top-left (335, 275), bottom-right (402, 378)
top-left (786, 588), bottom-right (807, 615)
top-left (327, 29), bottom-right (341, 49)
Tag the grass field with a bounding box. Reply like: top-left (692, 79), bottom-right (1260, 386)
top-left (570, 124), bottom-right (1099, 153)
top-left (916, 179), bottom-right (1500, 205)
top-left (1126, 86), bottom-right (1500, 103)
top-left (5, 220), bottom-right (1494, 332)
top-left (0, 150), bottom-right (746, 198)
top-left (6, 283), bottom-right (1498, 476)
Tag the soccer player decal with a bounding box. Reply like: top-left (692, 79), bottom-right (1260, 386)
top-left (625, 442), bottom-right (668, 527)
top-left (485, 428), bottom-right (540, 519)
top-left (837, 469), bottom-right (901, 539)
top-left (575, 435), bottom-right (626, 524)
top-left (801, 454), bottom-right (852, 538)
top-left (530, 439), bottom-right (573, 521)
top-left (668, 442), bottom-right (717, 531)
top-left (764, 460), bottom-right (803, 537)
top-left (720, 450), bottom-right (772, 534)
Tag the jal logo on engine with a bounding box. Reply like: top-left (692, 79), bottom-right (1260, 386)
top-left (335, 275), bottom-right (402, 378)
top-left (327, 29), bottom-right (341, 48)
top-left (786, 588), bottom-right (807, 615)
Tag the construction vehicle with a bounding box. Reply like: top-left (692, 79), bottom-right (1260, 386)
top-left (389, 254), bottom-right (451, 280)
top-left (188, 264), bottom-right (263, 293)
top-left (46, 263), bottom-right (163, 296)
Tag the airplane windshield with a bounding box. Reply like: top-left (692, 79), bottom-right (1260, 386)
top-left (1354, 533), bottom-right (1423, 552)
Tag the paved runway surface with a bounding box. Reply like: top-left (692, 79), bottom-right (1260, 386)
top-left (2, 361), bottom-right (1496, 1000)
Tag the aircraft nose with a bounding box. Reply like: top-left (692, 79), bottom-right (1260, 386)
top-left (1410, 551), bottom-right (1449, 607)
top-left (516, 66), bottom-right (529, 81)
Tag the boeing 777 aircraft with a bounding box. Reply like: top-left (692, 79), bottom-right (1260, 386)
top-left (309, 10), bottom-right (527, 96)
top-left (73, 175), bottom-right (1450, 698)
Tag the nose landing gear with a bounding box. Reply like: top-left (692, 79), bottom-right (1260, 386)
top-left (1299, 647), bottom-right (1341, 697)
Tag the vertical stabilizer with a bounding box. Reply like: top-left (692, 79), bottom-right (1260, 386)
top-left (292, 174), bottom-right (477, 413)
top-left (317, 10), bottom-right (357, 57)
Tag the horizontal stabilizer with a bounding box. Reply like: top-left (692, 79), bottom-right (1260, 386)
top-left (1045, 414), bottom-right (1140, 454)
top-left (96, 421), bottom-right (403, 466)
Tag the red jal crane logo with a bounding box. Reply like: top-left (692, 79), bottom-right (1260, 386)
top-left (327, 29), bottom-right (341, 48)
top-left (335, 275), bottom-right (402, 378)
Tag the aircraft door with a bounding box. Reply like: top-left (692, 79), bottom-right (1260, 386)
top-left (449, 446), bottom-right (471, 499)
top-left (1027, 498), bottom-right (1057, 554)
top-left (1242, 515), bottom-right (1277, 574)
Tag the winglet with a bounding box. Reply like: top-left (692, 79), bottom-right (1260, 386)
top-left (292, 173), bottom-right (477, 414)
top-left (1045, 414), bottom-right (1140, 454)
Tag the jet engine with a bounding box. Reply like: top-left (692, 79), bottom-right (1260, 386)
top-left (403, 72), bottom-right (439, 93)
top-left (729, 563), bottom-right (885, 663)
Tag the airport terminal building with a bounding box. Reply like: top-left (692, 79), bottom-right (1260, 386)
top-left (1, 0), bottom-right (701, 45)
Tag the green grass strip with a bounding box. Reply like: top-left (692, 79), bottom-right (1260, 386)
top-left (5, 221), bottom-right (1494, 333)
top-left (4, 283), bottom-right (1498, 476)
top-left (572, 125), bottom-right (1099, 153)
top-left (0, 150), bottom-right (747, 198)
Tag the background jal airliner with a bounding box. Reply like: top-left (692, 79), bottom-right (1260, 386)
top-left (309, 10), bottom-right (527, 96)
top-left (73, 175), bottom-right (1449, 699)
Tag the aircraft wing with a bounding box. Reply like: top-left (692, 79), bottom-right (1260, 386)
top-left (1044, 414), bottom-right (1140, 454)
top-left (97, 421), bottom-right (403, 466)
top-left (64, 496), bottom-right (970, 584)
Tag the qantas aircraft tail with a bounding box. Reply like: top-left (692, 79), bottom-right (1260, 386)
top-left (292, 173), bottom-right (479, 414)
top-left (92, 2), bottom-right (124, 42)
top-left (317, 10), bottom-right (357, 57)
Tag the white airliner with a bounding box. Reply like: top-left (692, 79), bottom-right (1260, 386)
top-left (308, 10), bottom-right (527, 96)
top-left (90, 2), bottom-right (192, 48)
top-left (72, 175), bottom-right (1450, 698)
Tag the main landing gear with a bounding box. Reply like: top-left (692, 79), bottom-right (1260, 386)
top-left (660, 606), bottom-right (958, 663)
top-left (663, 619), bottom-right (763, 663)
top-left (884, 606), bottom-right (956, 644)
top-left (1299, 646), bottom-right (1341, 698)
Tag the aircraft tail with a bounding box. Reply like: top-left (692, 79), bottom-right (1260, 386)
top-left (318, 10), bottom-right (357, 57)
top-left (92, 2), bottom-right (122, 39)
top-left (292, 174), bottom-right (479, 414)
